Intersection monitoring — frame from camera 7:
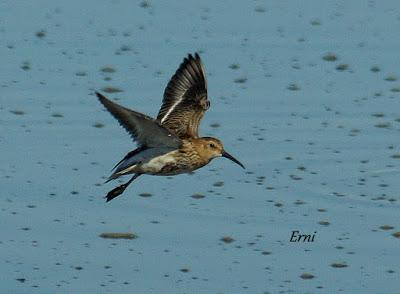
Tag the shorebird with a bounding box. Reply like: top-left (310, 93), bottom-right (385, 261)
top-left (95, 53), bottom-right (244, 202)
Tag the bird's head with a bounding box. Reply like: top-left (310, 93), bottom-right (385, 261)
top-left (198, 137), bottom-right (245, 169)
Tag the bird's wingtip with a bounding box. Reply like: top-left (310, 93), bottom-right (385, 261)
top-left (95, 91), bottom-right (104, 99)
top-left (186, 52), bottom-right (201, 61)
top-left (104, 176), bottom-right (114, 184)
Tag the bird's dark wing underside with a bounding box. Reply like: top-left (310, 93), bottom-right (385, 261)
top-left (111, 146), bottom-right (146, 171)
top-left (157, 53), bottom-right (209, 138)
top-left (109, 146), bottom-right (175, 180)
top-left (95, 92), bottom-right (181, 148)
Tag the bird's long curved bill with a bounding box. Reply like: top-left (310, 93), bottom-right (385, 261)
top-left (222, 151), bottom-right (245, 169)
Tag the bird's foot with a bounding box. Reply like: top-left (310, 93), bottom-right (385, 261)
top-left (105, 183), bottom-right (127, 202)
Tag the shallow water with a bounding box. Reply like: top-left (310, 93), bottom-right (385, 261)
top-left (1, 1), bottom-right (399, 293)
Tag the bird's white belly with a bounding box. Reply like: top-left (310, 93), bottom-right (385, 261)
top-left (141, 152), bottom-right (177, 173)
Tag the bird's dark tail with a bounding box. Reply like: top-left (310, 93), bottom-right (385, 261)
top-left (105, 174), bottom-right (141, 202)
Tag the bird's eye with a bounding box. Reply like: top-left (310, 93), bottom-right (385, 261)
top-left (209, 143), bottom-right (216, 148)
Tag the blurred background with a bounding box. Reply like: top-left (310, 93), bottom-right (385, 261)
top-left (1, 1), bottom-right (399, 293)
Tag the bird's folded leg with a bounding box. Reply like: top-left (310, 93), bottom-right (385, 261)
top-left (105, 174), bottom-right (140, 202)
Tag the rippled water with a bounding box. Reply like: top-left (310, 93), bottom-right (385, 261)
top-left (1, 1), bottom-right (399, 293)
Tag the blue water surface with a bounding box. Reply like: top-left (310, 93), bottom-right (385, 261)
top-left (1, 1), bottom-right (399, 293)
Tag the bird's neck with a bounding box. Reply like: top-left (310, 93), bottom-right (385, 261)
top-left (182, 138), bottom-right (210, 166)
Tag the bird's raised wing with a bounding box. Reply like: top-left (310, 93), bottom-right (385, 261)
top-left (157, 53), bottom-right (209, 138)
top-left (95, 92), bottom-right (181, 148)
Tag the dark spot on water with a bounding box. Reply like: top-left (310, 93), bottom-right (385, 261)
top-left (221, 236), bottom-right (235, 244)
top-left (213, 181), bottom-right (224, 187)
top-left (287, 83), bottom-right (301, 91)
top-left (191, 193), bottom-right (205, 199)
top-left (318, 221), bottom-right (330, 226)
top-left (336, 64), bottom-right (349, 71)
top-left (390, 86), bottom-right (400, 93)
top-left (21, 61), bottom-right (31, 71)
top-left (392, 232), bottom-right (400, 238)
top-left (139, 0), bottom-right (151, 8)
top-left (36, 30), bottom-right (46, 38)
top-left (290, 174), bottom-right (303, 180)
top-left (229, 63), bottom-right (240, 70)
top-left (310, 19), bottom-right (321, 26)
top-left (254, 6), bottom-right (266, 13)
top-left (100, 66), bottom-right (116, 73)
top-left (10, 110), bottom-right (25, 115)
top-left (119, 45), bottom-right (132, 52)
top-left (234, 77), bottom-right (247, 84)
top-left (101, 86), bottom-right (123, 93)
top-left (384, 75), bottom-right (397, 82)
top-left (139, 192), bottom-right (152, 197)
top-left (99, 232), bottom-right (138, 239)
top-left (180, 268), bottom-right (190, 273)
top-left (330, 262), bottom-right (348, 268)
top-left (370, 65), bottom-right (380, 72)
top-left (380, 225), bottom-right (394, 230)
top-left (374, 122), bottom-right (391, 129)
top-left (294, 199), bottom-right (305, 205)
top-left (210, 122), bottom-right (220, 128)
top-left (322, 53), bottom-right (337, 62)
top-left (300, 273), bottom-right (315, 279)
top-left (349, 128), bottom-right (361, 136)
top-left (93, 122), bottom-right (104, 128)
top-left (75, 71), bottom-right (87, 77)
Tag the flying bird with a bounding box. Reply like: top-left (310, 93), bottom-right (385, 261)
top-left (95, 53), bottom-right (244, 202)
